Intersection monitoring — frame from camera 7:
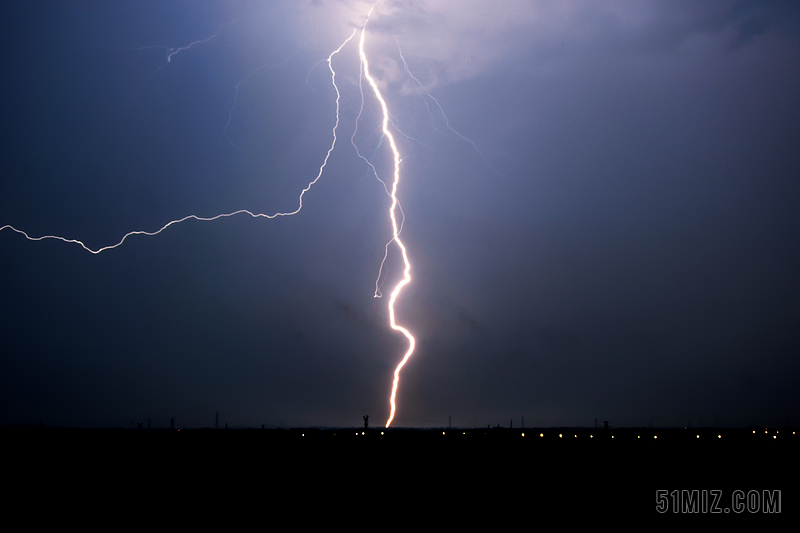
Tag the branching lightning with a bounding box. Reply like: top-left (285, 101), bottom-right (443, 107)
top-left (396, 41), bottom-right (500, 175)
top-left (2, 2), bottom-right (420, 428)
top-left (1, 31), bottom-right (356, 254)
top-left (95, 27), bottom-right (226, 79)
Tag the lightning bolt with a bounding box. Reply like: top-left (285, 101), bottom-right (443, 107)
top-left (3, 3), bottom-right (419, 429)
top-left (358, 4), bottom-right (416, 428)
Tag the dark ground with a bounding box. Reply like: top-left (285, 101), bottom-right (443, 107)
top-left (4, 425), bottom-right (795, 523)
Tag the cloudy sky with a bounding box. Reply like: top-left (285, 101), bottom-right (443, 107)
top-left (2, 1), bottom-right (798, 429)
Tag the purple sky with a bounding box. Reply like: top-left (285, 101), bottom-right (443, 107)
top-left (1, 1), bottom-right (799, 429)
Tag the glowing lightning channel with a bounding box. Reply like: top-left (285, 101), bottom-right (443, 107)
top-left (349, 70), bottom-right (406, 301)
top-left (1, 30), bottom-right (357, 254)
top-left (359, 5), bottom-right (416, 428)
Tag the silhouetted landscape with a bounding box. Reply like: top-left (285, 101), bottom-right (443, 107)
top-left (6, 422), bottom-right (795, 519)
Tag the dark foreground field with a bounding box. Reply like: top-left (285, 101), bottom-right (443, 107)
top-left (5, 425), bottom-right (796, 522)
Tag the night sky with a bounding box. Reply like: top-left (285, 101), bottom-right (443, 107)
top-left (2, 1), bottom-right (799, 429)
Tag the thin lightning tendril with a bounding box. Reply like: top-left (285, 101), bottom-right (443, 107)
top-left (95, 28), bottom-right (226, 79)
top-left (164, 32), bottom-right (221, 63)
top-left (397, 41), bottom-right (499, 175)
top-left (1, 31), bottom-right (356, 254)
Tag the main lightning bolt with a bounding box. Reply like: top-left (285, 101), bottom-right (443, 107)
top-left (358, 4), bottom-right (416, 428)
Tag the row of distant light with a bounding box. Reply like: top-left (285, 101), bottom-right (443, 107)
top-left (302, 430), bottom-right (797, 438)
top-left (754, 429), bottom-right (794, 439)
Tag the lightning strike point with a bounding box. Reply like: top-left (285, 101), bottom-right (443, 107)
top-left (358, 4), bottom-right (417, 428)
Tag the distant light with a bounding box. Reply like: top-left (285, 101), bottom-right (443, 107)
top-left (362, 432), bottom-right (365, 435)
top-left (442, 432), bottom-right (445, 435)
top-left (559, 434), bottom-right (562, 438)
top-left (574, 435), bottom-right (577, 438)
top-left (637, 436), bottom-right (640, 439)
top-left (302, 433), bottom-right (304, 437)
top-left (654, 436), bottom-right (657, 439)
top-left (590, 435), bottom-right (593, 438)
top-left (718, 435), bottom-right (721, 438)
top-left (381, 432), bottom-right (384, 435)
top-left (753, 431), bottom-right (756, 434)
top-left (774, 436), bottom-right (777, 439)
top-left (540, 433), bottom-right (544, 437)
top-left (697, 435), bottom-right (700, 438)
top-left (612, 435), bottom-right (615, 439)
top-left (521, 433), bottom-right (525, 437)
